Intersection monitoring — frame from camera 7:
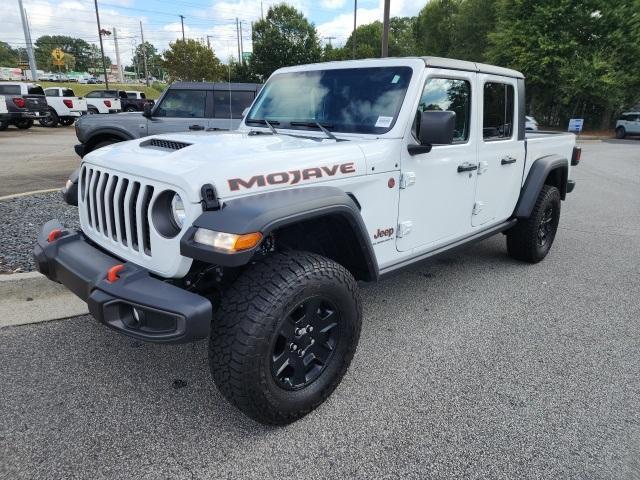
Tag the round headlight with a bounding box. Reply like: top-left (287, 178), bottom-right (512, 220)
top-left (170, 193), bottom-right (186, 228)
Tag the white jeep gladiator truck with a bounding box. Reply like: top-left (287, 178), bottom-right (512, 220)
top-left (35, 57), bottom-right (580, 425)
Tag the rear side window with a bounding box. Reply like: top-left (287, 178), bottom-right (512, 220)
top-left (213, 90), bottom-right (255, 119)
top-left (45, 89), bottom-right (59, 97)
top-left (62, 89), bottom-right (74, 97)
top-left (140, 92), bottom-right (146, 99)
top-left (416, 78), bottom-right (471, 143)
top-left (28, 86), bottom-right (45, 95)
top-left (0, 85), bottom-right (21, 95)
top-left (155, 89), bottom-right (206, 118)
top-left (483, 82), bottom-right (514, 141)
top-left (85, 91), bottom-right (100, 98)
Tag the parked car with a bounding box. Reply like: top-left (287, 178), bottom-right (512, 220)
top-left (0, 95), bottom-right (8, 130)
top-left (84, 90), bottom-right (122, 114)
top-left (73, 82), bottom-right (261, 158)
top-left (615, 112), bottom-right (640, 139)
top-left (525, 115), bottom-right (539, 131)
top-left (40, 87), bottom-right (88, 127)
top-left (0, 82), bottom-right (49, 129)
top-left (118, 90), bottom-right (154, 112)
top-left (39, 57), bottom-right (580, 425)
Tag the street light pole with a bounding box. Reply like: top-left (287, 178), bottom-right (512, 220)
top-left (180, 15), bottom-right (185, 41)
top-left (94, 0), bottom-right (109, 88)
top-left (140, 21), bottom-right (149, 87)
top-left (18, 0), bottom-right (37, 82)
top-left (352, 0), bottom-right (357, 59)
top-left (381, 0), bottom-right (390, 58)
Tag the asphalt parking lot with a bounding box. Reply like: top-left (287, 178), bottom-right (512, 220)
top-left (1, 140), bottom-right (639, 479)
top-left (0, 126), bottom-right (78, 198)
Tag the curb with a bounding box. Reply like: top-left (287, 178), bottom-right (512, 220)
top-left (0, 271), bottom-right (88, 327)
top-left (0, 188), bottom-right (59, 201)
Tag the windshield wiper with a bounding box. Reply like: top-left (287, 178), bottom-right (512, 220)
top-left (289, 120), bottom-right (341, 142)
top-left (245, 118), bottom-right (280, 135)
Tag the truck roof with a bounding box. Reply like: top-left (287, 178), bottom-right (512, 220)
top-left (277, 57), bottom-right (525, 80)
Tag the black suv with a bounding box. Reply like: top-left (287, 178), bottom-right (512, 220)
top-left (0, 82), bottom-right (49, 130)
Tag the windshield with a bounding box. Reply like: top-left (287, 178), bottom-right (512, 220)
top-left (246, 66), bottom-right (413, 134)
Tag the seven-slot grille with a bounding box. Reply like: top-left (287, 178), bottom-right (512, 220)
top-left (79, 166), bottom-right (154, 256)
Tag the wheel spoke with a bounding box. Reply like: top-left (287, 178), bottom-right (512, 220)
top-left (272, 352), bottom-right (291, 378)
top-left (290, 356), bottom-right (308, 385)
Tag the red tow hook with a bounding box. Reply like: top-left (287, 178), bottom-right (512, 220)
top-left (47, 228), bottom-right (63, 242)
top-left (107, 264), bottom-right (125, 283)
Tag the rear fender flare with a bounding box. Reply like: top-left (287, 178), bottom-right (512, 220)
top-left (513, 154), bottom-right (568, 218)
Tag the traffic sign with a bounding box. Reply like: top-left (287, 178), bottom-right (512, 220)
top-left (51, 48), bottom-right (65, 61)
top-left (568, 118), bottom-right (584, 133)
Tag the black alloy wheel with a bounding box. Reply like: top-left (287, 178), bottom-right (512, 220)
top-left (271, 296), bottom-right (340, 390)
top-left (537, 206), bottom-right (554, 247)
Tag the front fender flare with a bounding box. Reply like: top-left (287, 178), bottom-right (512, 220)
top-left (513, 154), bottom-right (568, 219)
top-left (180, 186), bottom-right (379, 280)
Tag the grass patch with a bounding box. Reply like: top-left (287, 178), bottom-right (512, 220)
top-left (38, 82), bottom-right (167, 99)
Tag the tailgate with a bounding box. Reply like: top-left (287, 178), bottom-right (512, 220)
top-left (74, 97), bottom-right (87, 111)
top-left (0, 96), bottom-right (6, 114)
top-left (24, 95), bottom-right (48, 112)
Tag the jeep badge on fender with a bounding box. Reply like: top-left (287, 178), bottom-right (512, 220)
top-left (35, 57), bottom-right (578, 425)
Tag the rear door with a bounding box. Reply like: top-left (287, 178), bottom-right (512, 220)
top-left (147, 88), bottom-right (210, 135)
top-left (472, 75), bottom-right (525, 227)
top-left (211, 89), bottom-right (256, 130)
top-left (630, 114), bottom-right (640, 134)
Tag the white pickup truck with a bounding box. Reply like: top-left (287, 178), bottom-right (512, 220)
top-left (41, 87), bottom-right (87, 127)
top-left (84, 90), bottom-right (122, 114)
top-left (36, 57), bottom-right (579, 425)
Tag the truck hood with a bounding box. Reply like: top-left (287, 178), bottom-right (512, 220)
top-left (82, 131), bottom-right (379, 203)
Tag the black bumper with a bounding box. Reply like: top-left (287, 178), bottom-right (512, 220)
top-left (34, 220), bottom-right (212, 343)
top-left (74, 143), bottom-right (87, 158)
top-left (567, 179), bottom-right (576, 193)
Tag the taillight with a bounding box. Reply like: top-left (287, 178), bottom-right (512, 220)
top-left (13, 97), bottom-right (25, 108)
top-left (63, 99), bottom-right (73, 108)
top-left (104, 100), bottom-right (111, 107)
top-left (571, 147), bottom-right (581, 166)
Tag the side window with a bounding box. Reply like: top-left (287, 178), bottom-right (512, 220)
top-left (86, 91), bottom-right (100, 98)
top-left (62, 89), bottom-right (74, 97)
top-left (0, 85), bottom-right (20, 95)
top-left (483, 82), bottom-right (515, 141)
top-left (155, 90), bottom-right (206, 118)
top-left (45, 89), bottom-right (59, 97)
top-left (415, 78), bottom-right (471, 143)
top-left (140, 92), bottom-right (146, 99)
top-left (213, 90), bottom-right (255, 119)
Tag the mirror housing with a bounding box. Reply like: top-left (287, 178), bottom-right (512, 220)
top-left (408, 110), bottom-right (456, 155)
top-left (142, 102), bottom-right (153, 118)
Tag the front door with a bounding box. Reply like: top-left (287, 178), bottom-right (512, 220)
top-left (396, 70), bottom-right (479, 252)
top-left (148, 88), bottom-right (211, 135)
top-left (472, 75), bottom-right (525, 226)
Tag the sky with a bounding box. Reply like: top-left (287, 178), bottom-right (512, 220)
top-left (1, 0), bottom-right (425, 68)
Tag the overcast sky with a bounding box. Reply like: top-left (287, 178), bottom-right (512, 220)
top-left (2, 0), bottom-right (424, 67)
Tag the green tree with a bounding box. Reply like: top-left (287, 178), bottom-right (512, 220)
top-left (33, 35), bottom-right (100, 71)
top-left (228, 59), bottom-right (261, 83)
top-left (131, 42), bottom-right (163, 79)
top-left (162, 39), bottom-right (224, 81)
top-left (251, 4), bottom-right (322, 79)
top-left (0, 41), bottom-right (18, 66)
top-left (414, 0), bottom-right (461, 57)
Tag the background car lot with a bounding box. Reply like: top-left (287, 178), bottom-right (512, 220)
top-left (1, 140), bottom-right (638, 479)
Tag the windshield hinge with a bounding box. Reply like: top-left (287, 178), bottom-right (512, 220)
top-left (201, 184), bottom-right (220, 211)
top-left (400, 172), bottom-right (416, 189)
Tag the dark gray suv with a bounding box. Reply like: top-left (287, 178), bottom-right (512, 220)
top-left (74, 81), bottom-right (262, 157)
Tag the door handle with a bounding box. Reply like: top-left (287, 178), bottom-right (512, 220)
top-left (189, 124), bottom-right (205, 131)
top-left (457, 163), bottom-right (479, 173)
top-left (501, 156), bottom-right (517, 165)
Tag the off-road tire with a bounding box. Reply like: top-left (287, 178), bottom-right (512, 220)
top-left (507, 185), bottom-right (561, 263)
top-left (39, 109), bottom-right (58, 127)
top-left (210, 250), bottom-right (362, 425)
top-left (59, 117), bottom-right (75, 127)
top-left (87, 106), bottom-right (99, 115)
top-left (616, 126), bottom-right (626, 139)
top-left (14, 119), bottom-right (33, 129)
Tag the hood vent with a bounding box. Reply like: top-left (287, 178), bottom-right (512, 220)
top-left (141, 138), bottom-right (192, 151)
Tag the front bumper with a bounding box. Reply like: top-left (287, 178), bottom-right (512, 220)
top-left (34, 220), bottom-right (212, 343)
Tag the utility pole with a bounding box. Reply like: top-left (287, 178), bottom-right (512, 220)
top-left (113, 27), bottom-right (123, 83)
top-left (381, 0), bottom-right (390, 58)
top-left (94, 0), bottom-right (109, 88)
top-left (236, 18), bottom-right (241, 63)
top-left (352, 0), bottom-right (357, 59)
top-left (18, 0), bottom-right (37, 81)
top-left (140, 21), bottom-right (149, 87)
top-left (179, 15), bottom-right (185, 41)
top-left (207, 35), bottom-right (213, 50)
top-left (261, 1), bottom-right (264, 20)
top-left (239, 21), bottom-right (244, 64)
top-left (324, 36), bottom-right (336, 47)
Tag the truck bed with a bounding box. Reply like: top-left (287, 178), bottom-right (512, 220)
top-left (523, 131), bottom-right (576, 184)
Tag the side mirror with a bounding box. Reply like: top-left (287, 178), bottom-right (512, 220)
top-left (408, 110), bottom-right (456, 155)
top-left (143, 102), bottom-right (153, 118)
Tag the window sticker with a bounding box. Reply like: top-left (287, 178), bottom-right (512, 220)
top-left (391, 75), bottom-right (400, 84)
top-left (375, 116), bottom-right (393, 128)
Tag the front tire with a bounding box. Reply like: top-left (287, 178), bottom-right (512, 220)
top-left (507, 185), bottom-right (561, 263)
top-left (616, 127), bottom-right (626, 139)
top-left (210, 251), bottom-right (362, 425)
top-left (39, 109), bottom-right (59, 127)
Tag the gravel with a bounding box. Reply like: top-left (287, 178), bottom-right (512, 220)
top-left (0, 192), bottom-right (79, 274)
